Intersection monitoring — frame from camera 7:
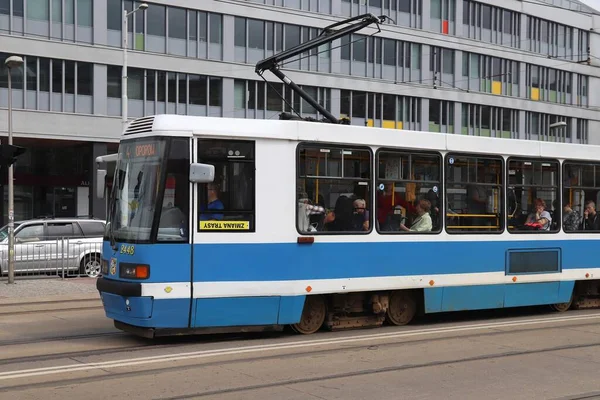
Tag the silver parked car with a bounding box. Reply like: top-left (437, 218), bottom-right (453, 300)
top-left (0, 217), bottom-right (106, 278)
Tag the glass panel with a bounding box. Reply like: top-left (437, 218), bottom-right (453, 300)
top-left (377, 151), bottom-right (441, 232)
top-left (507, 159), bottom-right (559, 233)
top-left (157, 138), bottom-right (190, 242)
top-left (110, 138), bottom-right (168, 242)
top-left (168, 6), bottom-right (186, 39)
top-left (198, 139), bottom-right (256, 232)
top-left (76, 0), bottom-right (92, 27)
top-left (445, 155), bottom-right (504, 233)
top-left (297, 145), bottom-right (371, 234)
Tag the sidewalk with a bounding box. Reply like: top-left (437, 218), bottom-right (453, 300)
top-left (0, 277), bottom-right (100, 303)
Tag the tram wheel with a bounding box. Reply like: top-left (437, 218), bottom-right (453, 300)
top-left (291, 294), bottom-right (326, 334)
top-left (385, 290), bottom-right (417, 326)
top-left (550, 295), bottom-right (573, 312)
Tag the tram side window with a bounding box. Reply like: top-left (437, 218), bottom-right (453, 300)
top-left (507, 159), bottom-right (559, 233)
top-left (376, 150), bottom-right (442, 233)
top-left (445, 154), bottom-right (504, 233)
top-left (197, 139), bottom-right (255, 233)
top-left (297, 144), bottom-right (371, 234)
top-left (563, 162), bottom-right (600, 232)
top-left (157, 138), bottom-right (190, 242)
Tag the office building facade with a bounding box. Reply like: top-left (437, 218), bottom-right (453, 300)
top-left (1, 0), bottom-right (599, 222)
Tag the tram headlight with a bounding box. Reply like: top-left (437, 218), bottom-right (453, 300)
top-left (119, 263), bottom-right (150, 279)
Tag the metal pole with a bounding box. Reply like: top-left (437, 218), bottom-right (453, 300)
top-left (122, 9), bottom-right (128, 134)
top-left (7, 68), bottom-right (14, 284)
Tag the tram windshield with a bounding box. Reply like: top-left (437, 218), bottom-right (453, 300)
top-left (108, 137), bottom-right (190, 243)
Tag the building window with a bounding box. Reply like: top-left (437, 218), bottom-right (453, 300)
top-left (430, 46), bottom-right (454, 87)
top-left (428, 99), bottom-right (454, 133)
top-left (461, 103), bottom-right (518, 139)
top-left (461, 52), bottom-right (519, 96)
top-left (525, 112), bottom-right (571, 142)
top-left (431, 0), bottom-right (455, 34)
top-left (526, 64), bottom-right (574, 104)
top-left (341, 0), bottom-right (422, 29)
top-left (527, 16), bottom-right (581, 60)
top-left (463, 0), bottom-right (520, 48)
top-left (341, 90), bottom-right (421, 130)
top-left (167, 6), bottom-right (186, 40)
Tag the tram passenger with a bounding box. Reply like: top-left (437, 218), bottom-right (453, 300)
top-left (324, 195), bottom-right (355, 232)
top-left (562, 202), bottom-right (582, 231)
top-left (353, 198), bottom-right (369, 231)
top-left (583, 200), bottom-right (600, 231)
top-left (297, 193), bottom-right (326, 232)
top-left (199, 183), bottom-right (225, 221)
top-left (399, 199), bottom-right (433, 232)
top-left (524, 198), bottom-right (552, 231)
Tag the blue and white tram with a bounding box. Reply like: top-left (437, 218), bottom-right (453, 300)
top-left (96, 114), bottom-right (600, 338)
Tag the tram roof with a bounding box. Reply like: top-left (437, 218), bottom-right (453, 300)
top-left (122, 114), bottom-right (600, 162)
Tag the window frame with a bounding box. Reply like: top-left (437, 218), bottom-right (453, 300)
top-left (196, 138), bottom-right (256, 234)
top-left (295, 141), bottom-right (373, 236)
top-left (506, 157), bottom-right (560, 234)
top-left (444, 152), bottom-right (505, 235)
top-left (375, 148), bottom-right (443, 235)
top-left (562, 160), bottom-right (600, 234)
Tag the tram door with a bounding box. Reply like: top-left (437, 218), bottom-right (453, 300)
top-left (192, 138), bottom-right (258, 328)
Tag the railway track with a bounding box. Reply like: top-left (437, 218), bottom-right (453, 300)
top-left (0, 298), bottom-right (102, 317)
top-left (1, 311), bottom-right (599, 396)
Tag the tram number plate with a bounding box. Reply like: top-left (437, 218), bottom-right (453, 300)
top-left (120, 244), bottom-right (135, 256)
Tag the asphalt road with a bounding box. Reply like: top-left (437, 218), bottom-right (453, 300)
top-left (2, 300), bottom-right (600, 400)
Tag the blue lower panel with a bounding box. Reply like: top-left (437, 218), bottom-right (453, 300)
top-left (194, 297), bottom-right (281, 328)
top-left (504, 282), bottom-right (561, 307)
top-left (101, 292), bottom-right (191, 329)
top-left (277, 295), bottom-right (306, 324)
top-left (442, 285), bottom-right (505, 312)
top-left (424, 281), bottom-right (576, 313)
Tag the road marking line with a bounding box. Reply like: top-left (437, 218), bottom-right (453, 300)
top-left (2, 313), bottom-right (600, 381)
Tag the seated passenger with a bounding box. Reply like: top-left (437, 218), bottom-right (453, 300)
top-left (399, 199), bottom-right (433, 232)
top-left (583, 200), bottom-right (600, 231)
top-left (352, 198), bottom-right (369, 231)
top-left (525, 198), bottom-right (552, 231)
top-left (324, 195), bottom-right (355, 232)
top-left (563, 202), bottom-right (582, 231)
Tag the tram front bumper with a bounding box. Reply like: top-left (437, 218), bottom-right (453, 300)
top-left (96, 277), bottom-right (154, 320)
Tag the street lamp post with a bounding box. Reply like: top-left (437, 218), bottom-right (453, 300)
top-left (4, 55), bottom-right (24, 285)
top-left (122, 3), bottom-right (148, 133)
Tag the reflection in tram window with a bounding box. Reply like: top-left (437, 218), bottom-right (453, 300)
top-left (297, 144), bottom-right (371, 234)
top-left (376, 150), bottom-right (441, 233)
top-left (445, 154), bottom-right (503, 233)
top-left (507, 159), bottom-right (559, 233)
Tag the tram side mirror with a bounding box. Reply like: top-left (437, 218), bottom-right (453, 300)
top-left (189, 163), bottom-right (215, 183)
top-left (97, 169), bottom-right (107, 199)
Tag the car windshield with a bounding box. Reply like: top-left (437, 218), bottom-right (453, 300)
top-left (0, 223), bottom-right (22, 241)
top-left (110, 138), bottom-right (167, 242)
